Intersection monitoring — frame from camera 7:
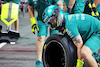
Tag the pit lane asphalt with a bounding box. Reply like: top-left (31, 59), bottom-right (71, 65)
top-left (0, 11), bottom-right (38, 67)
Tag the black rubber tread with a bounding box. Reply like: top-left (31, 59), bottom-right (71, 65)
top-left (42, 34), bottom-right (77, 67)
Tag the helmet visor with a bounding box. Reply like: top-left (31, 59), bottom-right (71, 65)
top-left (46, 8), bottom-right (60, 29)
top-left (46, 16), bottom-right (58, 30)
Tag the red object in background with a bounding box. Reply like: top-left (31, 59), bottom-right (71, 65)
top-left (20, 5), bottom-right (23, 12)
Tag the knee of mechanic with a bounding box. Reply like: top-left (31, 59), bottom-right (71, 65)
top-left (37, 36), bottom-right (45, 42)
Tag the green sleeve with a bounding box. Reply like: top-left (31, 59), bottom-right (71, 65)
top-left (66, 25), bottom-right (79, 39)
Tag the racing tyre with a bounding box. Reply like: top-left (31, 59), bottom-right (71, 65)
top-left (42, 34), bottom-right (77, 67)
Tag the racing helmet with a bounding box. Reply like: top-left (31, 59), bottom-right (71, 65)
top-left (42, 5), bottom-right (64, 30)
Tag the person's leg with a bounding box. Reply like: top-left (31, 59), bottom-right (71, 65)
top-left (81, 46), bottom-right (98, 67)
top-left (36, 36), bottom-right (45, 61)
top-left (82, 33), bottom-right (100, 67)
top-left (35, 20), bottom-right (48, 67)
top-left (14, 18), bottom-right (19, 31)
top-left (9, 18), bottom-right (19, 31)
top-left (9, 24), bottom-right (11, 30)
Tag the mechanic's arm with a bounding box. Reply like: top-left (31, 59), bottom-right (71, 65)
top-left (93, 0), bottom-right (100, 7)
top-left (68, 0), bottom-right (76, 13)
top-left (63, 0), bottom-right (76, 13)
top-left (68, 0), bottom-right (76, 9)
top-left (28, 5), bottom-right (39, 34)
top-left (56, 0), bottom-right (63, 10)
top-left (63, 2), bottom-right (67, 12)
top-left (72, 34), bottom-right (83, 60)
top-left (28, 5), bottom-right (34, 18)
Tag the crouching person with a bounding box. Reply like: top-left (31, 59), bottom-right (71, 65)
top-left (42, 5), bottom-right (100, 67)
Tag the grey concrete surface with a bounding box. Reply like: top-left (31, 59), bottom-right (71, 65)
top-left (0, 11), bottom-right (38, 67)
top-left (0, 44), bottom-right (37, 67)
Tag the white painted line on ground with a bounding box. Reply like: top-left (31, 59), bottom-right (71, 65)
top-left (0, 43), bottom-right (7, 48)
top-left (10, 42), bottom-right (16, 45)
